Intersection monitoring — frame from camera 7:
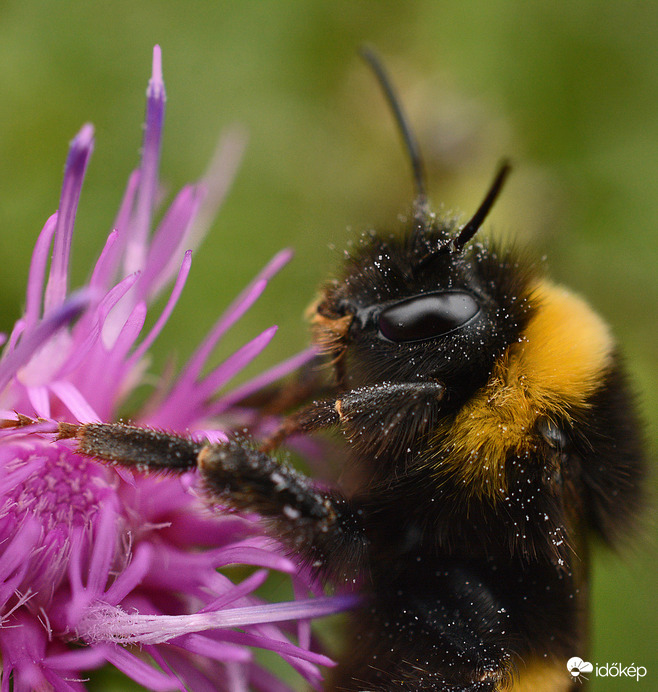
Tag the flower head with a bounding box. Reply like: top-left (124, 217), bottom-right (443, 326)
top-left (0, 46), bottom-right (354, 691)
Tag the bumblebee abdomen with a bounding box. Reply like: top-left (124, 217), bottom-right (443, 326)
top-left (328, 547), bottom-right (584, 691)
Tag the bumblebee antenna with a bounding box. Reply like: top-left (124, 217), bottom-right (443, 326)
top-left (452, 160), bottom-right (511, 251)
top-left (360, 46), bottom-right (428, 215)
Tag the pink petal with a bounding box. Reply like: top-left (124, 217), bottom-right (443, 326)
top-left (44, 125), bottom-right (94, 312)
top-left (130, 250), bottom-right (192, 364)
top-left (139, 185), bottom-right (203, 299)
top-left (49, 381), bottom-right (99, 423)
top-left (27, 385), bottom-right (51, 418)
top-left (171, 633), bottom-right (251, 663)
top-left (103, 643), bottom-right (180, 691)
top-left (24, 213), bottom-right (58, 329)
top-left (213, 347), bottom-right (317, 414)
top-left (124, 46), bottom-right (166, 276)
top-left (175, 247), bottom-right (292, 391)
top-left (102, 543), bottom-right (152, 605)
top-left (200, 569), bottom-right (269, 612)
top-left (193, 326), bottom-right (278, 407)
top-left (0, 292), bottom-right (89, 393)
top-left (88, 229), bottom-right (119, 292)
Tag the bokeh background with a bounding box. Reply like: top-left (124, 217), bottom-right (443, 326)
top-left (0, 2), bottom-right (655, 689)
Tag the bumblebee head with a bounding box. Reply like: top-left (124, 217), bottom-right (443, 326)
top-left (309, 50), bottom-right (536, 409)
top-left (311, 164), bottom-right (537, 409)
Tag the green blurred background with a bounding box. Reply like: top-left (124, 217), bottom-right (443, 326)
top-left (0, 2), bottom-right (655, 690)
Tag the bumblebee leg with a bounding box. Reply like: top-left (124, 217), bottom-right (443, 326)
top-left (57, 421), bottom-right (367, 580)
top-left (57, 421), bottom-right (204, 470)
top-left (261, 380), bottom-right (445, 451)
top-left (199, 441), bottom-right (367, 578)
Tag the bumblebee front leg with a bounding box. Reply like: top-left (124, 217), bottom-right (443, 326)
top-left (57, 422), bottom-right (367, 580)
top-left (261, 380), bottom-right (445, 452)
top-left (199, 441), bottom-right (367, 577)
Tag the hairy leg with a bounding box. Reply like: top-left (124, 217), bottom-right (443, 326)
top-left (57, 421), bottom-right (367, 580)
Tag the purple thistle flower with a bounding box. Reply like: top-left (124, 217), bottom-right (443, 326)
top-left (0, 46), bottom-right (356, 691)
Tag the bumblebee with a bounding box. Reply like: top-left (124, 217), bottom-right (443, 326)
top-left (52, 51), bottom-right (645, 691)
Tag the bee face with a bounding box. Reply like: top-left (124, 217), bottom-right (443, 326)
top-left (313, 218), bottom-right (535, 403)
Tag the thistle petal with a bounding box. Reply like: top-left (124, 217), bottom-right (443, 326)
top-left (44, 125), bottom-right (94, 313)
top-left (125, 45), bottom-right (166, 276)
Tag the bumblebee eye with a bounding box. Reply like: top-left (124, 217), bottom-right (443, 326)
top-left (378, 291), bottom-right (480, 342)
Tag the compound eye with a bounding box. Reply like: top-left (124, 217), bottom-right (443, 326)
top-left (378, 291), bottom-right (479, 342)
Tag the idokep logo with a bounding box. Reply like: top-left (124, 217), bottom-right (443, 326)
top-left (567, 657), bottom-right (594, 680)
top-left (567, 657), bottom-right (648, 683)
top-left (595, 662), bottom-right (648, 682)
